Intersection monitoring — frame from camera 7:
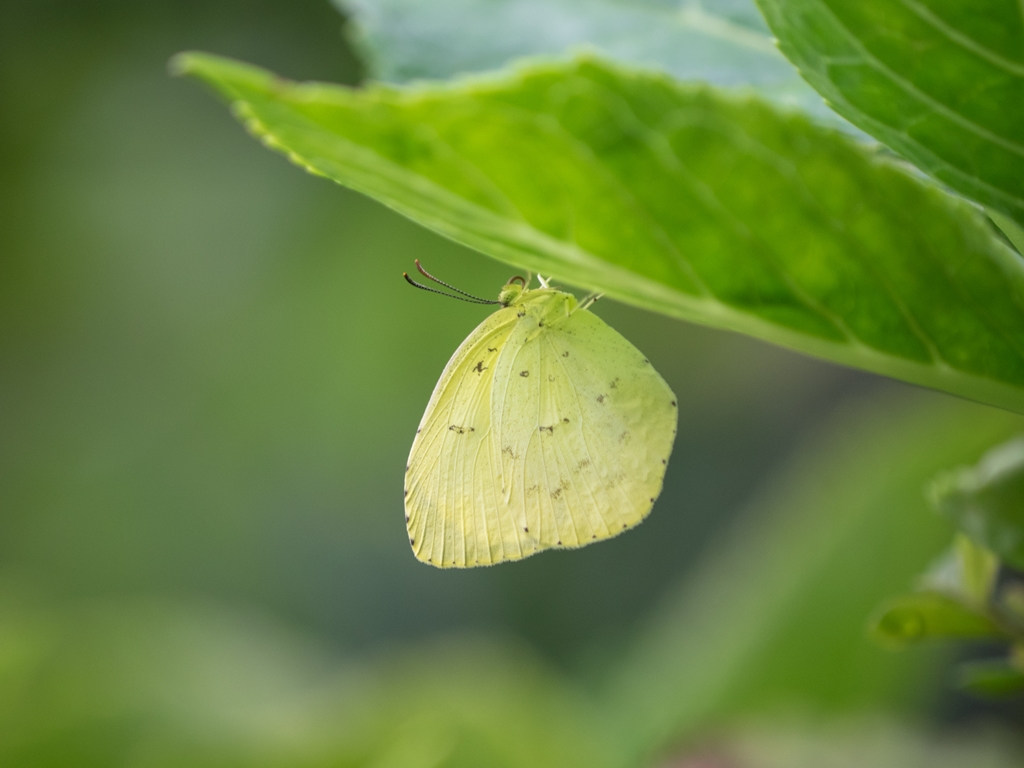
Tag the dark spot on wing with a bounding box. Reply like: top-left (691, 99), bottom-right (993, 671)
top-left (520, 370), bottom-right (530, 377)
top-left (548, 374), bottom-right (555, 382)
top-left (562, 417), bottom-right (569, 424)
top-left (523, 526), bottom-right (529, 532)
top-left (562, 351), bottom-right (569, 357)
top-left (487, 347), bottom-right (497, 352)
top-left (449, 425), bottom-right (474, 434)
top-left (517, 309), bottom-right (525, 317)
top-left (671, 400), bottom-right (677, 407)
top-left (551, 487), bottom-right (563, 500)
top-left (591, 534), bottom-right (597, 539)
top-left (405, 514), bottom-right (410, 522)
top-left (410, 538), bottom-right (415, 545)
top-left (618, 430), bottom-right (630, 443)
top-left (556, 539), bottom-right (562, 545)
top-left (610, 377), bottom-right (620, 389)
top-left (473, 360), bottom-right (486, 373)
top-left (539, 425), bottom-right (554, 434)
top-left (597, 394), bottom-right (605, 404)
top-left (576, 459), bottom-right (590, 471)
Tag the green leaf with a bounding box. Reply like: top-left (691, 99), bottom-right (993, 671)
top-left (990, 208), bottom-right (1024, 255)
top-left (870, 591), bottom-right (1006, 647)
top-left (173, 52), bottom-right (1024, 414)
top-left (919, 533), bottom-right (999, 606)
top-left (930, 436), bottom-right (1024, 570)
top-left (956, 657), bottom-right (1024, 698)
top-left (341, 0), bottom-right (834, 119)
top-left (756, 0), bottom-right (1024, 228)
top-left (954, 533), bottom-right (1000, 604)
top-left (999, 583), bottom-right (1024, 627)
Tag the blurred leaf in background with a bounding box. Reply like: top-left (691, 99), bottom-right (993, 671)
top-left (607, 393), bottom-right (1024, 762)
top-left (931, 438), bottom-right (1024, 571)
top-left (0, 591), bottom-right (616, 768)
top-left (340, 0), bottom-right (834, 119)
top-left (871, 592), bottom-right (1006, 648)
top-left (866, 436), bottom-right (1024, 704)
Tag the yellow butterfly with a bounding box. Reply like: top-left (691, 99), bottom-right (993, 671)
top-left (404, 262), bottom-right (677, 568)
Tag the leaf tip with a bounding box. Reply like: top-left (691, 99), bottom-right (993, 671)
top-left (167, 51), bottom-right (202, 78)
top-left (869, 603), bottom-right (926, 648)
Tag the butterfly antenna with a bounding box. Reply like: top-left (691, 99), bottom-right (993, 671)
top-left (403, 270), bottom-right (499, 305)
top-left (414, 260), bottom-right (498, 303)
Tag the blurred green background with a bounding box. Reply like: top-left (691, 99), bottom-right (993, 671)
top-left (2, 1), bottom-right (1023, 765)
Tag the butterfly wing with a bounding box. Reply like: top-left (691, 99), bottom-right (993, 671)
top-left (491, 302), bottom-right (677, 551)
top-left (407, 293), bottom-right (677, 568)
top-left (405, 306), bottom-right (529, 567)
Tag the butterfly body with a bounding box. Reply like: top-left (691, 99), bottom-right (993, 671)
top-left (405, 283), bottom-right (677, 567)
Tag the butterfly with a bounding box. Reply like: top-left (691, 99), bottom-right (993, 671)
top-left (403, 262), bottom-right (677, 567)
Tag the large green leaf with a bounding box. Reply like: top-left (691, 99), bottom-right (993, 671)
top-left (756, 0), bottom-right (1024, 228)
top-left (341, 0), bottom-right (834, 119)
top-left (174, 52), bottom-right (1024, 414)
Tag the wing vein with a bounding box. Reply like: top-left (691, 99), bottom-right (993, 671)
top-left (548, 333), bottom-right (622, 535)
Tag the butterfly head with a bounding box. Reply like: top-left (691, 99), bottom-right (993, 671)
top-left (498, 275), bottom-right (528, 307)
